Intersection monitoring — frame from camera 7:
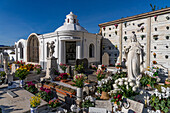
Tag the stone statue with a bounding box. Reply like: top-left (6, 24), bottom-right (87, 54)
top-left (124, 33), bottom-right (144, 80)
top-left (47, 41), bottom-right (55, 58)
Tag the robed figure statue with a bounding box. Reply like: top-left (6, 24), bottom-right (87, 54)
top-left (124, 33), bottom-right (144, 80)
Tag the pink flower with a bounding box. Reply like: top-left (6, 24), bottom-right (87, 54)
top-left (154, 15), bottom-right (157, 18)
top-left (40, 86), bottom-right (45, 91)
top-left (45, 89), bottom-right (51, 94)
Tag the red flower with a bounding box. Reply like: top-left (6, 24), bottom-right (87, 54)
top-left (114, 96), bottom-right (116, 99)
top-left (117, 94), bottom-right (122, 99)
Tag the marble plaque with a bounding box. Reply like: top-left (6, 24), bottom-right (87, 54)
top-left (89, 107), bottom-right (107, 113)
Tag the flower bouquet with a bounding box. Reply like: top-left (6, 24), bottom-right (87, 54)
top-left (112, 78), bottom-right (140, 99)
top-left (48, 99), bottom-right (61, 108)
top-left (37, 87), bottom-right (54, 102)
top-left (90, 65), bottom-right (97, 70)
top-left (96, 69), bottom-right (105, 81)
top-left (59, 63), bottom-right (68, 73)
top-left (33, 64), bottom-right (41, 74)
top-left (97, 77), bottom-right (113, 100)
top-left (15, 67), bottom-right (29, 80)
top-left (149, 87), bottom-right (170, 113)
top-left (25, 81), bottom-right (38, 94)
top-left (75, 62), bottom-right (84, 73)
top-left (59, 73), bottom-right (69, 80)
top-left (73, 74), bottom-right (87, 88)
top-left (82, 96), bottom-right (95, 108)
top-left (30, 96), bottom-right (41, 108)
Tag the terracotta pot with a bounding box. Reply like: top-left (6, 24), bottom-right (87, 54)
top-left (165, 80), bottom-right (170, 85)
top-left (100, 91), bottom-right (110, 100)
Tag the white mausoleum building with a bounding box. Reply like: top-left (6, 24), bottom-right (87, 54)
top-left (15, 12), bottom-right (102, 69)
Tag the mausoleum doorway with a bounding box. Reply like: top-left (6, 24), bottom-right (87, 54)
top-left (27, 34), bottom-right (39, 63)
top-left (66, 41), bottom-right (76, 65)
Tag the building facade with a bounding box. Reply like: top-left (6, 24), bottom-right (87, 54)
top-left (15, 12), bottom-right (102, 69)
top-left (99, 8), bottom-right (170, 69)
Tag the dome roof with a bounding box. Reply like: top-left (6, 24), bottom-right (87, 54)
top-left (55, 12), bottom-right (88, 32)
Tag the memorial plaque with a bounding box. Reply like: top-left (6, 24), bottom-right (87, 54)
top-left (89, 107), bottom-right (107, 113)
top-left (95, 100), bottom-right (112, 111)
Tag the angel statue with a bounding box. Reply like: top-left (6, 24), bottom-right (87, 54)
top-left (47, 41), bottom-right (55, 58)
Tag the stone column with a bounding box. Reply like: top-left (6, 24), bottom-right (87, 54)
top-left (118, 23), bottom-right (123, 64)
top-left (59, 40), bottom-right (65, 64)
top-left (76, 41), bottom-right (82, 59)
top-left (146, 17), bottom-right (151, 67)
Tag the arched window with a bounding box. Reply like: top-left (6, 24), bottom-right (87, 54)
top-left (89, 44), bottom-right (94, 58)
top-left (18, 42), bottom-right (24, 59)
top-left (27, 35), bottom-right (39, 63)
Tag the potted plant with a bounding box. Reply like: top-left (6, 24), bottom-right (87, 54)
top-left (75, 62), bottom-right (84, 73)
top-left (59, 63), bottom-right (68, 73)
top-left (115, 24), bottom-right (118, 29)
top-left (96, 69), bottom-right (105, 81)
top-left (48, 99), bottom-right (61, 108)
top-left (153, 53), bottom-right (156, 58)
top-left (112, 78), bottom-right (140, 100)
top-left (15, 67), bottom-right (29, 87)
top-left (55, 85), bottom-right (76, 97)
top-left (103, 26), bottom-right (105, 31)
top-left (73, 74), bottom-right (87, 100)
top-left (101, 65), bottom-right (106, 70)
top-left (109, 90), bottom-right (123, 111)
top-left (149, 87), bottom-right (170, 113)
top-left (165, 78), bottom-right (170, 85)
top-left (33, 65), bottom-right (41, 74)
top-left (152, 60), bottom-right (157, 64)
top-left (25, 81), bottom-right (38, 94)
top-left (116, 63), bottom-right (122, 69)
top-left (82, 96), bottom-right (95, 111)
top-left (59, 73), bottom-right (69, 82)
top-left (37, 87), bottom-right (54, 102)
top-left (30, 96), bottom-right (41, 113)
top-left (154, 15), bottom-right (157, 21)
top-left (97, 77), bottom-right (112, 100)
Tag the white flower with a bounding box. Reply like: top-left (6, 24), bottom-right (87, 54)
top-left (132, 87), bottom-right (137, 92)
top-left (113, 84), bottom-right (118, 89)
top-left (126, 85), bottom-right (129, 90)
top-left (158, 95), bottom-right (161, 99)
top-left (136, 81), bottom-right (140, 86)
top-left (118, 82), bottom-right (123, 86)
top-left (124, 82), bottom-right (128, 85)
top-left (128, 79), bottom-right (132, 83)
top-left (119, 78), bottom-right (123, 82)
top-left (124, 78), bottom-right (128, 81)
top-left (140, 90), bottom-right (144, 95)
top-left (115, 80), bottom-right (119, 84)
top-left (129, 82), bottom-right (134, 87)
top-left (161, 87), bottom-right (166, 93)
top-left (156, 110), bottom-right (161, 113)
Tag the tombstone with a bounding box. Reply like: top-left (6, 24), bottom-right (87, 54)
top-left (102, 53), bottom-right (109, 66)
top-left (3, 52), bottom-right (9, 74)
top-left (76, 58), bottom-right (88, 69)
top-left (46, 57), bottom-right (58, 80)
top-left (122, 98), bottom-right (144, 113)
top-left (89, 107), bottom-right (107, 113)
top-left (95, 100), bottom-right (112, 111)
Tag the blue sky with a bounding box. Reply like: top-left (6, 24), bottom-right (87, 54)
top-left (0, 0), bottom-right (169, 45)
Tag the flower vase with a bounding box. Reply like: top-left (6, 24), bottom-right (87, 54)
top-left (77, 88), bottom-right (82, 101)
top-left (20, 80), bottom-right (24, 88)
top-left (30, 107), bottom-right (38, 113)
top-left (100, 91), bottom-right (110, 100)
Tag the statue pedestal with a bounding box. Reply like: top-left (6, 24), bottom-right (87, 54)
top-left (42, 57), bottom-right (58, 81)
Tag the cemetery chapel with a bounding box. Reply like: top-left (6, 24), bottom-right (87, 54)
top-left (15, 12), bottom-right (102, 70)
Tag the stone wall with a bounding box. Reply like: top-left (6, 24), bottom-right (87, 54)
top-left (100, 8), bottom-right (170, 68)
